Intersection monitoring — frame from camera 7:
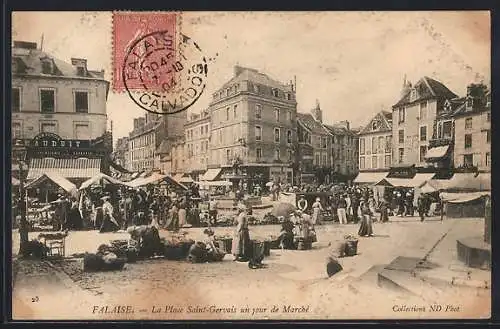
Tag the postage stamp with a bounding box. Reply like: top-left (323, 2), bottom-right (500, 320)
top-left (113, 11), bottom-right (207, 114)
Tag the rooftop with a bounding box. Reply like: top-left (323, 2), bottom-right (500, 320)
top-left (393, 76), bottom-right (458, 108)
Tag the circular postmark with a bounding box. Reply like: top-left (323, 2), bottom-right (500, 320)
top-left (122, 30), bottom-right (208, 115)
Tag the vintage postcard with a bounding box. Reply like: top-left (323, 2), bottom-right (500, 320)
top-left (10, 11), bottom-right (491, 320)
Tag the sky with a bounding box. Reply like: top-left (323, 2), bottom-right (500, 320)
top-left (12, 11), bottom-right (490, 143)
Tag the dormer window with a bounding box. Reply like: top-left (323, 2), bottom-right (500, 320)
top-left (272, 89), bottom-right (279, 97)
top-left (41, 58), bottom-right (53, 74)
top-left (372, 121), bottom-right (378, 131)
top-left (253, 85), bottom-right (260, 93)
top-left (286, 93), bottom-right (291, 100)
top-left (76, 67), bottom-right (85, 76)
top-left (466, 97), bottom-right (474, 109)
top-left (410, 88), bottom-right (417, 102)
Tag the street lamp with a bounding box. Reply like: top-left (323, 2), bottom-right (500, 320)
top-left (13, 139), bottom-right (28, 256)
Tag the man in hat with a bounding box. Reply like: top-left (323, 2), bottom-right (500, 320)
top-left (232, 204), bottom-right (251, 261)
top-left (337, 194), bottom-right (348, 225)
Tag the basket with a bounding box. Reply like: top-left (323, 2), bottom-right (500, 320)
top-left (345, 239), bottom-right (358, 256)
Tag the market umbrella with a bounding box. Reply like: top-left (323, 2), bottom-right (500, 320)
top-left (266, 181), bottom-right (274, 187)
top-left (271, 202), bottom-right (297, 218)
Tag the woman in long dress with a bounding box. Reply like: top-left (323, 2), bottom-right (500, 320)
top-left (358, 199), bottom-right (374, 237)
top-left (99, 196), bottom-right (120, 233)
top-left (178, 202), bottom-right (187, 228)
top-left (311, 197), bottom-right (323, 225)
top-left (231, 205), bottom-right (251, 261)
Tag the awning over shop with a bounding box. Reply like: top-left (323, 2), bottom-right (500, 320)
top-left (425, 145), bottom-right (450, 160)
top-left (440, 191), bottom-right (490, 203)
top-left (200, 168), bottom-right (222, 181)
top-left (27, 158), bottom-right (101, 180)
top-left (25, 172), bottom-right (78, 197)
top-left (127, 172), bottom-right (187, 190)
top-left (376, 173), bottom-right (436, 188)
top-left (195, 180), bottom-right (232, 187)
top-left (173, 173), bottom-right (194, 184)
top-left (423, 173), bottom-right (491, 192)
top-left (353, 172), bottom-right (389, 184)
top-left (79, 173), bottom-right (128, 190)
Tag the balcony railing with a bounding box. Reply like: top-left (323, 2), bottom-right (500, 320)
top-left (428, 137), bottom-right (453, 148)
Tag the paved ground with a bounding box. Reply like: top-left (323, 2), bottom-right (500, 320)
top-left (11, 216), bottom-right (491, 320)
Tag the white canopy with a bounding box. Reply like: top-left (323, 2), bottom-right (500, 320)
top-left (127, 172), bottom-right (187, 190)
top-left (376, 173), bottom-right (435, 188)
top-left (353, 172), bottom-right (389, 184)
top-left (195, 180), bottom-right (232, 187)
top-left (25, 172), bottom-right (78, 197)
top-left (79, 173), bottom-right (127, 190)
top-left (200, 168), bottom-right (222, 181)
top-left (425, 145), bottom-right (450, 160)
top-left (421, 173), bottom-right (491, 192)
top-left (440, 191), bottom-right (490, 203)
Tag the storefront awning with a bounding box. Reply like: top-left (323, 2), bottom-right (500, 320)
top-left (27, 158), bottom-right (101, 180)
top-left (79, 173), bottom-right (128, 190)
top-left (173, 173), bottom-right (194, 184)
top-left (427, 173), bottom-right (491, 192)
top-left (440, 191), bottom-right (490, 203)
top-left (377, 173), bottom-right (436, 188)
top-left (425, 145), bottom-right (450, 160)
top-left (200, 168), bottom-right (222, 181)
top-left (353, 172), bottom-right (389, 184)
top-left (25, 172), bottom-right (78, 197)
top-left (127, 172), bottom-right (187, 190)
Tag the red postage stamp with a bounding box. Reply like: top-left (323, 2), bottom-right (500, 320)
top-left (112, 11), bottom-right (178, 92)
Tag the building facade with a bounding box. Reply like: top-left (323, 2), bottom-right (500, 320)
top-left (12, 40), bottom-right (111, 184)
top-left (208, 65), bottom-right (297, 185)
top-left (452, 85), bottom-right (491, 171)
top-left (357, 111), bottom-right (393, 171)
top-left (113, 136), bottom-right (129, 170)
top-left (326, 120), bottom-right (359, 178)
top-left (391, 76), bottom-right (458, 166)
top-left (296, 104), bottom-right (332, 184)
top-left (127, 110), bottom-right (187, 173)
top-left (184, 110), bottom-right (210, 178)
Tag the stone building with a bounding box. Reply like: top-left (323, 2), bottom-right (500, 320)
top-left (357, 111), bottom-right (393, 171)
top-left (452, 85), bottom-right (491, 171)
top-left (391, 76), bottom-right (458, 166)
top-left (11, 40), bottom-right (111, 184)
top-left (208, 65), bottom-right (297, 185)
top-left (113, 136), bottom-right (129, 170)
top-left (184, 110), bottom-right (210, 179)
top-left (296, 102), bottom-right (332, 184)
top-left (324, 120), bottom-right (359, 180)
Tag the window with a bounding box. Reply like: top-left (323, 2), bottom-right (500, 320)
top-left (322, 154), bottom-right (327, 166)
top-left (226, 107), bottom-right (230, 121)
top-left (74, 123), bottom-right (90, 139)
top-left (419, 102), bottom-right (427, 120)
top-left (287, 130), bottom-right (292, 143)
top-left (12, 122), bottom-right (22, 139)
top-left (398, 129), bottom-right (404, 144)
top-left (420, 126), bottom-right (427, 141)
top-left (315, 154), bottom-right (320, 165)
top-left (274, 128), bottom-right (280, 143)
top-left (12, 87), bottom-right (20, 112)
top-left (384, 155), bottom-right (391, 168)
top-left (288, 149), bottom-right (293, 161)
top-left (41, 59), bottom-right (52, 74)
top-left (275, 108), bottom-right (280, 122)
top-left (465, 134), bottom-right (472, 149)
top-left (272, 89), bottom-right (279, 97)
top-left (255, 104), bottom-right (262, 119)
top-left (256, 148), bottom-right (262, 160)
top-left (410, 89), bottom-right (417, 102)
top-left (286, 111), bottom-right (292, 122)
top-left (378, 136), bottom-right (384, 153)
top-left (443, 121), bottom-right (452, 139)
top-left (385, 136), bottom-right (392, 153)
top-left (372, 156), bottom-right (377, 169)
top-left (254, 85), bottom-right (260, 93)
top-left (359, 157), bottom-right (365, 169)
top-left (487, 112), bottom-right (491, 122)
top-left (372, 137), bottom-right (377, 153)
top-left (321, 137), bottom-right (327, 149)
top-left (286, 93), bottom-right (291, 100)
top-left (419, 146), bottom-right (427, 162)
top-left (465, 118), bottom-right (472, 129)
top-left (76, 66), bottom-right (85, 76)
top-left (73, 91), bottom-right (89, 113)
top-left (275, 149), bottom-right (280, 160)
top-left (398, 148), bottom-right (404, 163)
top-left (233, 105), bottom-right (238, 118)
top-left (40, 89), bottom-right (55, 112)
top-left (360, 138), bottom-right (365, 155)
top-left (41, 122), bottom-right (57, 133)
top-left (255, 126), bottom-right (262, 141)
top-left (200, 126), bottom-right (203, 135)
top-left (226, 149), bottom-right (231, 161)
top-left (398, 107), bottom-right (405, 123)
top-left (486, 152), bottom-right (491, 167)
top-left (464, 154), bottom-right (473, 167)
top-left (372, 121), bottom-right (377, 130)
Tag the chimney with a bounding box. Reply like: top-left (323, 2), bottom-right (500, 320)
top-left (311, 99), bottom-right (322, 123)
top-left (13, 41), bottom-right (38, 50)
top-left (71, 58), bottom-right (88, 76)
top-left (133, 118), bottom-right (139, 129)
top-left (234, 65), bottom-right (245, 77)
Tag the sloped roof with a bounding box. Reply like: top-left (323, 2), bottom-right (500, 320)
top-left (12, 47), bottom-right (105, 80)
top-left (220, 66), bottom-right (293, 92)
top-left (297, 113), bottom-right (331, 135)
top-left (393, 76), bottom-right (458, 107)
top-left (359, 111), bottom-right (393, 135)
